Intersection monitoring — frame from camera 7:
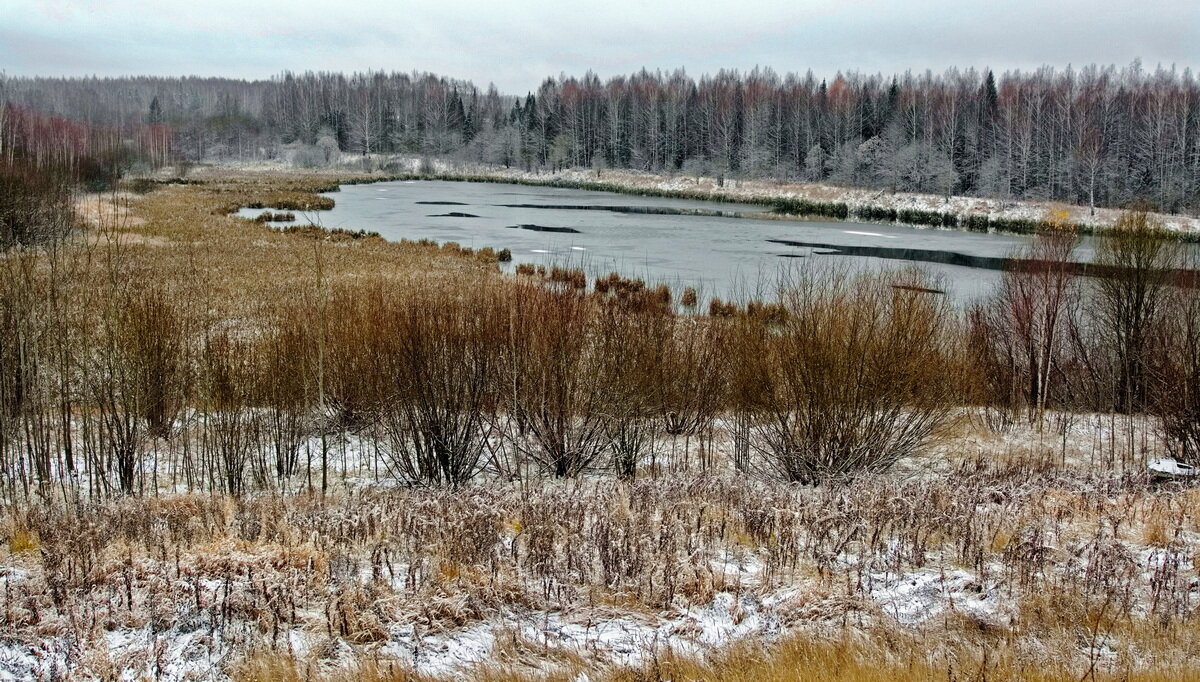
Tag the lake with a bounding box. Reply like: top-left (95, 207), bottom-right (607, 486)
top-left (239, 179), bottom-right (1086, 304)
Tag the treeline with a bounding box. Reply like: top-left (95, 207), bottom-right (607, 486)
top-left (0, 102), bottom-right (170, 248)
top-left (1, 211), bottom-right (1197, 501)
top-left (4, 62), bottom-right (1200, 212)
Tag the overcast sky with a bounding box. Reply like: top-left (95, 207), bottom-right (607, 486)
top-left (2, 0), bottom-right (1198, 92)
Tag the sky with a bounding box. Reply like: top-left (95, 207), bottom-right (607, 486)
top-left (2, 0), bottom-right (1198, 93)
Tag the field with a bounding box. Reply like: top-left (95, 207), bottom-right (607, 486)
top-left (2, 167), bottom-right (1199, 681)
top-left (4, 413), bottom-right (1200, 681)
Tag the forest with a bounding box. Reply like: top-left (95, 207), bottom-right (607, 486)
top-left (3, 61), bottom-right (1200, 213)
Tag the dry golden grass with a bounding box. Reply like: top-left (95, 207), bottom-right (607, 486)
top-left (6, 527), bottom-right (38, 555)
top-left (231, 627), bottom-right (1200, 682)
top-left (70, 169), bottom-right (501, 321)
top-left (628, 633), bottom-right (1200, 682)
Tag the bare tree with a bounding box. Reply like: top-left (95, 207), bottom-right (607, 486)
top-left (1092, 211), bottom-right (1184, 413)
top-left (981, 215), bottom-right (1081, 422)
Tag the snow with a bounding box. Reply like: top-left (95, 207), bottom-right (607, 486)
top-left (0, 626), bottom-right (226, 682)
top-left (373, 597), bottom-right (764, 675)
top-left (1149, 457), bottom-right (1197, 478)
top-left (2, 408), bottom-right (1194, 679)
top-left (864, 568), bottom-right (1003, 626)
top-left (371, 551), bottom-right (787, 675)
top-left (383, 623), bottom-right (498, 677)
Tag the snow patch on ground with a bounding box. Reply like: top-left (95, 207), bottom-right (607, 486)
top-left (864, 568), bottom-right (1004, 626)
top-left (1149, 457), bottom-right (1198, 478)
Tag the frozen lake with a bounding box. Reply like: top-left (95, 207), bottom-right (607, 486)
top-left (240, 179), bottom-right (1091, 304)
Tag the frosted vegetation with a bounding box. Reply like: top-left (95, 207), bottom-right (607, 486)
top-left (2, 69), bottom-right (1200, 680)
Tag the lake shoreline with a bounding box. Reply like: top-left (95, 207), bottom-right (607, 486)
top-left (204, 160), bottom-right (1200, 241)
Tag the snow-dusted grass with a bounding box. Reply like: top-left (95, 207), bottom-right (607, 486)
top-left (2, 416), bottom-right (1199, 681)
top-left (490, 165), bottom-right (1200, 234)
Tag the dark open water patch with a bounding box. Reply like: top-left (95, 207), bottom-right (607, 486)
top-left (496, 203), bottom-right (751, 218)
top-left (892, 284), bottom-right (946, 295)
top-left (768, 238), bottom-right (1200, 286)
top-left (769, 238), bottom-right (1015, 271)
top-left (428, 212), bottom-right (481, 218)
top-left (507, 224), bottom-right (582, 234)
top-left (415, 201), bottom-right (469, 205)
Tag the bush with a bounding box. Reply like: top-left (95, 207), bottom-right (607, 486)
top-left (749, 270), bottom-right (961, 482)
top-left (897, 208), bottom-right (957, 228)
top-left (771, 197), bottom-right (850, 220)
top-left (1151, 273), bottom-right (1200, 461)
top-left (502, 282), bottom-right (611, 477)
top-left (708, 298), bottom-right (737, 317)
top-left (374, 285), bottom-right (504, 487)
top-left (963, 214), bottom-right (990, 232)
top-left (989, 216), bottom-right (1040, 234)
top-left (855, 205), bottom-right (899, 223)
top-left (0, 161), bottom-right (75, 249)
top-left (290, 145), bottom-right (328, 168)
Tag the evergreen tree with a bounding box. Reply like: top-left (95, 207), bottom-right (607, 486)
top-left (148, 96), bottom-right (163, 124)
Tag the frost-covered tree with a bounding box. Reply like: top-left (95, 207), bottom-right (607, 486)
top-left (6, 63), bottom-right (1198, 210)
top-left (853, 136), bottom-right (896, 188)
top-left (803, 144), bottom-right (828, 181)
top-left (893, 143), bottom-right (958, 195)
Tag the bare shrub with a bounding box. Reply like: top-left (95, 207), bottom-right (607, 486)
top-left (258, 307), bottom-right (316, 481)
top-left (0, 160), bottom-right (75, 249)
top-left (1089, 211), bottom-right (1184, 413)
top-left (749, 269), bottom-right (961, 482)
top-left (501, 282), bottom-right (610, 477)
top-left (658, 316), bottom-right (729, 440)
top-left (376, 284), bottom-right (502, 487)
top-left (708, 297), bottom-right (737, 316)
top-left (199, 332), bottom-right (262, 495)
top-left (0, 254), bottom-right (42, 491)
top-left (973, 223), bottom-right (1081, 422)
top-left (548, 265), bottom-right (587, 290)
top-left (727, 311), bottom-right (774, 471)
top-left (121, 284), bottom-right (186, 439)
top-left (89, 283), bottom-right (178, 494)
top-left (1150, 266), bottom-right (1200, 462)
top-left (593, 301), bottom-right (670, 480)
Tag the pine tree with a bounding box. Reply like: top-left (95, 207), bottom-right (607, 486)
top-left (148, 96), bottom-right (163, 124)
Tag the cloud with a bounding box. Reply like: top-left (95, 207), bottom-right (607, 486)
top-left (2, 0), bottom-right (1197, 91)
